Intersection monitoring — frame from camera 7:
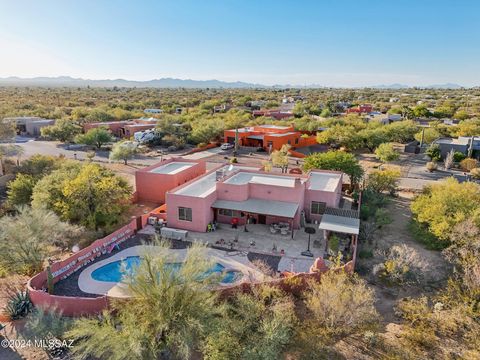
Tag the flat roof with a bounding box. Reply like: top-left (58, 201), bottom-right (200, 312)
top-left (173, 165), bottom-right (258, 198)
top-left (213, 198), bottom-right (298, 218)
top-left (319, 214), bottom-right (360, 235)
top-left (308, 172), bottom-right (342, 192)
top-left (258, 125), bottom-right (291, 129)
top-left (224, 172), bottom-right (297, 187)
top-left (149, 161), bottom-right (196, 174)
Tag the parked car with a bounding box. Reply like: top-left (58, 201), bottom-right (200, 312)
top-left (221, 143), bottom-right (234, 150)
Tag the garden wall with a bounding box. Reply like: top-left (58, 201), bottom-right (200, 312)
top-left (27, 219), bottom-right (138, 316)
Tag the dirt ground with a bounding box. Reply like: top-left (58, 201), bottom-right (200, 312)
top-left (358, 192), bottom-right (450, 322)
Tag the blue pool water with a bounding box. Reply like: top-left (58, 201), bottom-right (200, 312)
top-left (91, 256), bottom-right (241, 284)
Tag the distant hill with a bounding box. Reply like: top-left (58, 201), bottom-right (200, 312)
top-left (0, 76), bottom-right (469, 89)
top-left (0, 76), bottom-right (266, 89)
top-left (371, 83), bottom-right (464, 89)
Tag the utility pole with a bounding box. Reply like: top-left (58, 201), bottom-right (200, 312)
top-left (233, 127), bottom-right (239, 157)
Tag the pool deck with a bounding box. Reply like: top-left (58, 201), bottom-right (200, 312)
top-left (78, 246), bottom-right (265, 298)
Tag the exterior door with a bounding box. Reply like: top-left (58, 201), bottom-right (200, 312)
top-left (258, 214), bottom-right (266, 224)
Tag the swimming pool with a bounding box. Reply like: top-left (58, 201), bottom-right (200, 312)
top-left (91, 256), bottom-right (242, 284)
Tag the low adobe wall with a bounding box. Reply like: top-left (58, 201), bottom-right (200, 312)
top-left (183, 143), bottom-right (217, 155)
top-left (27, 213), bottom-right (357, 317)
top-left (219, 259), bottom-right (354, 298)
top-left (27, 219), bottom-right (138, 316)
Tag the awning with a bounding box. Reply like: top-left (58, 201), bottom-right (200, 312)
top-left (247, 135), bottom-right (264, 141)
top-left (212, 198), bottom-right (298, 218)
top-left (318, 214), bottom-right (360, 235)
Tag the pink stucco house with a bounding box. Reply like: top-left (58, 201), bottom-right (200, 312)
top-left (135, 158), bottom-right (206, 204)
top-left (165, 165), bottom-right (343, 233)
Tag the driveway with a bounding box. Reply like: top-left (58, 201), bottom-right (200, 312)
top-left (7, 137), bottom-right (164, 166)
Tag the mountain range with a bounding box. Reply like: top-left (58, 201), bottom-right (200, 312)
top-left (0, 76), bottom-right (468, 89)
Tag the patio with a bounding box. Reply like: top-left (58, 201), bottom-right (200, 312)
top-left (186, 223), bottom-right (326, 272)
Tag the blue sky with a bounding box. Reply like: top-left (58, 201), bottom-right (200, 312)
top-left (0, 0), bottom-right (479, 86)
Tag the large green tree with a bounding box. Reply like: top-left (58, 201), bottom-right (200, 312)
top-left (75, 127), bottom-right (113, 149)
top-left (41, 118), bottom-right (82, 142)
top-left (303, 150), bottom-right (364, 188)
top-left (32, 162), bottom-right (132, 231)
top-left (411, 178), bottom-right (480, 243)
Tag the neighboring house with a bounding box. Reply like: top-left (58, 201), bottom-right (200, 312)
top-left (4, 116), bottom-right (55, 136)
top-left (144, 108), bottom-right (163, 114)
top-left (223, 124), bottom-right (317, 151)
top-left (83, 118), bottom-right (157, 138)
top-left (252, 109), bottom-right (294, 120)
top-left (433, 136), bottom-right (480, 159)
top-left (165, 166), bottom-right (343, 233)
top-left (345, 104), bottom-right (373, 114)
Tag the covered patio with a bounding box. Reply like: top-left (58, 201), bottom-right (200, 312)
top-left (318, 208), bottom-right (360, 262)
top-left (212, 198), bottom-right (299, 237)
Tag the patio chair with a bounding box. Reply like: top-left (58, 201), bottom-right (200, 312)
top-left (280, 228), bottom-right (288, 236)
top-left (270, 227), bottom-right (278, 234)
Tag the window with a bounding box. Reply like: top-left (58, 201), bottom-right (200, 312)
top-left (219, 209), bottom-right (233, 217)
top-left (287, 140), bottom-right (291, 145)
top-left (267, 141), bottom-right (273, 148)
top-left (218, 209), bottom-right (243, 217)
top-left (311, 201), bottom-right (326, 215)
top-left (178, 207), bottom-right (192, 221)
top-left (295, 138), bottom-right (299, 145)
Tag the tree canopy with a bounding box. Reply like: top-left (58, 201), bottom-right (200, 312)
top-left (411, 178), bottom-right (480, 244)
top-left (303, 151), bottom-right (364, 188)
top-left (75, 127), bottom-right (113, 149)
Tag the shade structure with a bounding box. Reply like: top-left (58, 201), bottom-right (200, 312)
top-left (212, 198), bottom-right (298, 218)
top-left (318, 213), bottom-right (360, 235)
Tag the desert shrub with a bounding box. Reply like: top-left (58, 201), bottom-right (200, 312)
top-left (460, 158), bottom-right (478, 171)
top-left (425, 144), bottom-right (441, 161)
top-left (360, 189), bottom-right (389, 221)
top-left (20, 307), bottom-right (73, 358)
top-left (5, 290), bottom-right (33, 320)
top-left (471, 168), bottom-right (480, 179)
top-left (375, 142), bottom-right (400, 163)
top-left (374, 208), bottom-right (392, 228)
top-left (426, 161), bottom-right (438, 172)
top-left (373, 244), bottom-right (425, 285)
top-left (203, 285), bottom-right (296, 360)
top-left (366, 168), bottom-right (401, 195)
top-left (358, 248), bottom-right (374, 259)
top-left (230, 157), bottom-right (238, 163)
top-left (294, 271), bottom-right (379, 355)
top-left (408, 220), bottom-right (444, 250)
top-left (453, 151), bottom-right (466, 162)
top-left (328, 234), bottom-right (340, 252)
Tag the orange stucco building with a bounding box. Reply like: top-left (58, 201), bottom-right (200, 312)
top-left (223, 124), bottom-right (317, 151)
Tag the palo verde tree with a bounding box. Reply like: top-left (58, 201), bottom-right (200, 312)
top-left (0, 207), bottom-right (81, 275)
top-left (411, 178), bottom-right (480, 245)
top-left (109, 140), bottom-right (138, 165)
top-left (67, 242), bottom-right (222, 360)
top-left (32, 162), bottom-right (132, 231)
top-left (375, 142), bottom-right (400, 163)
